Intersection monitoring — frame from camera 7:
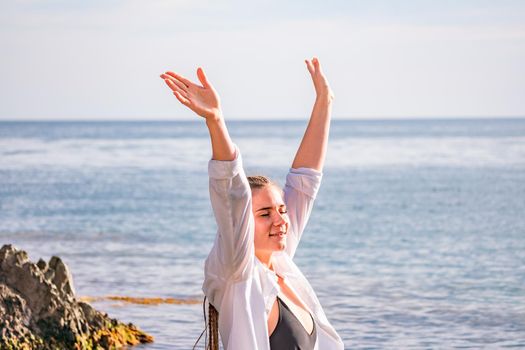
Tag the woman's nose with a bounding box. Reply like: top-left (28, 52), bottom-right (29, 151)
top-left (273, 212), bottom-right (286, 226)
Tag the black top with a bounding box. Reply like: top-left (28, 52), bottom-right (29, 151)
top-left (269, 297), bottom-right (317, 350)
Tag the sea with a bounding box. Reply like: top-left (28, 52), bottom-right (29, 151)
top-left (0, 118), bottom-right (524, 349)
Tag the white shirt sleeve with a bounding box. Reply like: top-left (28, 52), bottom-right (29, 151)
top-left (206, 145), bottom-right (255, 283)
top-left (283, 167), bottom-right (323, 259)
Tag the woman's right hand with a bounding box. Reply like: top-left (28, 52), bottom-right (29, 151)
top-left (160, 67), bottom-right (222, 121)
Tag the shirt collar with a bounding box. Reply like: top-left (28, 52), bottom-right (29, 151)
top-left (254, 258), bottom-right (280, 313)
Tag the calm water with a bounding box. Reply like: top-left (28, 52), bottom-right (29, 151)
top-left (1, 119), bottom-right (524, 349)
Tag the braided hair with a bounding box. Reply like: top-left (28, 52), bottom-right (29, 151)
top-left (193, 297), bottom-right (219, 350)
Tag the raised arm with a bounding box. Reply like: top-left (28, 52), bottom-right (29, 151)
top-left (160, 67), bottom-right (235, 161)
top-left (291, 57), bottom-right (334, 171)
top-left (160, 67), bottom-right (253, 284)
top-left (283, 58), bottom-right (334, 258)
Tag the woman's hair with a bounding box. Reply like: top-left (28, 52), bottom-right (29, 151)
top-left (248, 175), bottom-right (283, 196)
top-left (247, 175), bottom-right (274, 190)
top-left (193, 298), bottom-right (219, 350)
top-left (208, 303), bottom-right (219, 350)
top-left (194, 175), bottom-right (279, 350)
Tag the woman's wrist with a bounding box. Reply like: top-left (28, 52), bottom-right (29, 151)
top-left (204, 109), bottom-right (224, 124)
top-left (315, 84), bottom-right (334, 101)
top-left (315, 92), bottom-right (334, 104)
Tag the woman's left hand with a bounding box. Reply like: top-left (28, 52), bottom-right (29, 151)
top-left (305, 57), bottom-right (334, 101)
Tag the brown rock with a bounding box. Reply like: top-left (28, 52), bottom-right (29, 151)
top-left (0, 244), bottom-right (154, 349)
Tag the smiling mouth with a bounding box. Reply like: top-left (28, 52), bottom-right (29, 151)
top-left (269, 231), bottom-right (286, 237)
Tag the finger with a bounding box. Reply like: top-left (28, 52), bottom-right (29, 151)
top-left (161, 73), bottom-right (188, 92)
top-left (312, 57), bottom-right (323, 73)
top-left (173, 91), bottom-right (191, 106)
top-left (197, 67), bottom-right (212, 89)
top-left (165, 71), bottom-right (192, 88)
top-left (305, 59), bottom-right (315, 75)
top-left (164, 78), bottom-right (186, 96)
top-left (164, 79), bottom-right (188, 98)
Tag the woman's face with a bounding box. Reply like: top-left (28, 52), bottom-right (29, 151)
top-left (252, 185), bottom-right (290, 258)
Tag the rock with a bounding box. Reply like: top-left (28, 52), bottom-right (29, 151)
top-left (48, 256), bottom-right (76, 299)
top-left (0, 244), bottom-right (154, 349)
top-left (36, 259), bottom-right (47, 272)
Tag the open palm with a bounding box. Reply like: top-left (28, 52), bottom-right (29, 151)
top-left (160, 68), bottom-right (221, 120)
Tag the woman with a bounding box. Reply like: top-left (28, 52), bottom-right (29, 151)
top-left (160, 57), bottom-right (343, 350)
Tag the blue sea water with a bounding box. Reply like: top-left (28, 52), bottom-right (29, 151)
top-left (1, 119), bottom-right (524, 349)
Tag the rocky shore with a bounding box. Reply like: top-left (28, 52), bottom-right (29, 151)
top-left (0, 244), bottom-right (154, 349)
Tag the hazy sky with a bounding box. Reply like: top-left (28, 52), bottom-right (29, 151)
top-left (1, 0), bottom-right (524, 120)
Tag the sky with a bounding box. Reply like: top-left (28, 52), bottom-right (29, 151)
top-left (1, 0), bottom-right (524, 120)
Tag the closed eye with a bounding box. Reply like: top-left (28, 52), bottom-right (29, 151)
top-left (260, 210), bottom-right (288, 216)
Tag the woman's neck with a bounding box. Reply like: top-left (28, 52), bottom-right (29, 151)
top-left (255, 251), bottom-right (274, 270)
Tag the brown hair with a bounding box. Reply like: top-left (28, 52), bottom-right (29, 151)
top-left (208, 303), bottom-right (219, 350)
top-left (193, 297), bottom-right (219, 350)
top-left (247, 175), bottom-right (274, 190)
top-left (248, 175), bottom-right (283, 197)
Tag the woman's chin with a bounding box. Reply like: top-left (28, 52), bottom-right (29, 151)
top-left (273, 242), bottom-right (286, 251)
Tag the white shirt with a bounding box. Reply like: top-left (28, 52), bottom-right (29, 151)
top-left (203, 146), bottom-right (344, 350)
